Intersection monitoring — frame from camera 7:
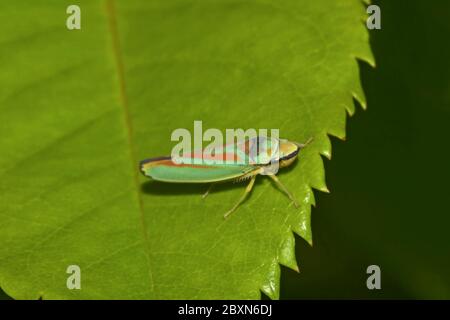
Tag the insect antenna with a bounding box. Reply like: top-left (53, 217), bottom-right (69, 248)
top-left (293, 137), bottom-right (314, 149)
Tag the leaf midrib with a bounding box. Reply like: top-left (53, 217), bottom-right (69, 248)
top-left (104, 0), bottom-right (155, 293)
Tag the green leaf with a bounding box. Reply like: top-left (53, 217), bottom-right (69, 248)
top-left (0, 0), bottom-right (373, 299)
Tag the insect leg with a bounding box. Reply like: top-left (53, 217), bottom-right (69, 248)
top-left (267, 174), bottom-right (300, 208)
top-left (224, 175), bottom-right (257, 219)
top-left (202, 183), bottom-right (215, 199)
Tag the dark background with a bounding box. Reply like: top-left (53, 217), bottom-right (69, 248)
top-left (281, 0), bottom-right (450, 299)
top-left (1, 0), bottom-right (449, 299)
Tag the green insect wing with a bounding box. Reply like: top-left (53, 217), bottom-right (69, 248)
top-left (140, 157), bottom-right (256, 183)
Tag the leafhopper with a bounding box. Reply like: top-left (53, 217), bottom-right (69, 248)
top-left (140, 136), bottom-right (313, 218)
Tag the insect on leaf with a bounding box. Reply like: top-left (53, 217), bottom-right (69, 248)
top-left (0, 0), bottom-right (373, 299)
